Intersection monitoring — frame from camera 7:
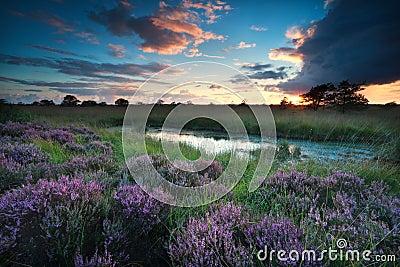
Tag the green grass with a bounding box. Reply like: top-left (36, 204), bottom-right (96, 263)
top-left (33, 140), bottom-right (70, 164)
top-left (3, 106), bottom-right (399, 266)
top-left (16, 104), bottom-right (400, 144)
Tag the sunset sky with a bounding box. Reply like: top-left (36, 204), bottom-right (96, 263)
top-left (0, 0), bottom-right (399, 104)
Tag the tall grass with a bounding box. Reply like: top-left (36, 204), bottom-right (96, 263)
top-left (17, 104), bottom-right (400, 143)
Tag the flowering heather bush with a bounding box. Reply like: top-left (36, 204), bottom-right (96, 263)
top-left (63, 141), bottom-right (85, 153)
top-left (61, 155), bottom-right (118, 175)
top-left (131, 154), bottom-right (223, 187)
top-left (0, 175), bottom-right (105, 265)
top-left (169, 202), bottom-right (253, 267)
top-left (0, 142), bottom-right (49, 164)
top-left (113, 185), bottom-right (167, 235)
top-left (259, 169), bottom-right (400, 256)
top-left (0, 142), bottom-right (57, 192)
top-left (245, 217), bottom-right (312, 266)
top-left (74, 246), bottom-right (118, 267)
top-left (0, 154), bottom-right (57, 192)
top-left (85, 141), bottom-right (113, 155)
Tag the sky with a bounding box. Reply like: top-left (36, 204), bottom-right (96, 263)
top-left (0, 0), bottom-right (399, 104)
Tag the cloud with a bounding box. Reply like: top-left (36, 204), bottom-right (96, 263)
top-left (0, 93), bottom-right (39, 104)
top-left (0, 54), bottom-right (169, 79)
top-left (268, 25), bottom-right (315, 66)
top-left (24, 89), bottom-right (43, 92)
top-left (240, 63), bottom-right (273, 71)
top-left (324, 0), bottom-right (335, 9)
top-left (26, 10), bottom-right (75, 34)
top-left (250, 25), bottom-right (267, 31)
top-left (184, 47), bottom-right (224, 58)
top-left (25, 44), bottom-right (78, 56)
top-left (209, 84), bottom-right (223, 89)
top-left (277, 0), bottom-right (400, 92)
top-left (247, 70), bottom-right (288, 80)
top-left (108, 44), bottom-right (126, 58)
top-left (269, 48), bottom-right (303, 65)
top-left (88, 1), bottom-right (227, 55)
top-left (285, 25), bottom-right (316, 48)
top-left (182, 0), bottom-right (233, 24)
top-left (74, 32), bottom-right (99, 45)
top-left (224, 41), bottom-right (256, 52)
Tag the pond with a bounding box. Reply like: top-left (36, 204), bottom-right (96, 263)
top-left (145, 127), bottom-right (376, 162)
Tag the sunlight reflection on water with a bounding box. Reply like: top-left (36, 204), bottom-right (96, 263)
top-left (146, 128), bottom-right (375, 161)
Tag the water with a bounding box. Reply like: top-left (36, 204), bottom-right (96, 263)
top-left (145, 128), bottom-right (376, 161)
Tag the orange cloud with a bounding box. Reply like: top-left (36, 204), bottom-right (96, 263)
top-left (363, 80), bottom-right (400, 104)
top-left (285, 25), bottom-right (316, 47)
top-left (183, 0), bottom-right (232, 24)
top-left (269, 48), bottom-right (303, 65)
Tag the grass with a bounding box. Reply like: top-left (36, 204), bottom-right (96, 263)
top-left (2, 106), bottom-right (399, 266)
top-left (15, 104), bottom-right (400, 144)
top-left (33, 140), bottom-right (70, 164)
top-left (12, 104), bottom-right (400, 191)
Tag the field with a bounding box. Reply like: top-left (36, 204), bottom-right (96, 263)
top-left (0, 104), bottom-right (399, 266)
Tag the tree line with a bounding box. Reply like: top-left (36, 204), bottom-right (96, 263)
top-left (289, 80), bottom-right (370, 113)
top-left (28, 95), bottom-right (129, 107)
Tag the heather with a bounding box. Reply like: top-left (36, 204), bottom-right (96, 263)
top-left (0, 121), bottom-right (399, 266)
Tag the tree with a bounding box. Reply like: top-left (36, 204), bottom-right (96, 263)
top-left (280, 97), bottom-right (290, 109)
top-left (384, 101), bottom-right (397, 108)
top-left (39, 99), bottom-right (55, 106)
top-left (115, 98), bottom-right (129, 106)
top-left (81, 100), bottom-right (97, 107)
top-left (300, 83), bottom-right (334, 110)
top-left (327, 80), bottom-right (368, 113)
top-left (156, 99), bottom-right (164, 105)
top-left (61, 95), bottom-right (80, 106)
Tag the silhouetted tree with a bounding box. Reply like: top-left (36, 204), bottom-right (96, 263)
top-left (384, 101), bottom-right (397, 107)
top-left (99, 101), bottom-right (107, 106)
top-left (156, 99), bottom-right (164, 105)
top-left (327, 80), bottom-right (368, 113)
top-left (31, 101), bottom-right (40, 106)
top-left (300, 83), bottom-right (335, 110)
top-left (115, 98), bottom-right (129, 106)
top-left (81, 100), bottom-right (97, 107)
top-left (39, 99), bottom-right (55, 106)
top-left (61, 95), bottom-right (80, 106)
top-left (280, 97), bottom-right (290, 109)
top-left (239, 99), bottom-right (247, 106)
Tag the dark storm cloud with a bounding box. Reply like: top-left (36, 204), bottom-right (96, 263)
top-left (279, 0), bottom-right (400, 92)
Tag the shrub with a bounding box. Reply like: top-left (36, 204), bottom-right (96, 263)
top-left (169, 202), bottom-right (253, 267)
top-left (0, 176), bottom-right (105, 265)
top-left (129, 154), bottom-right (223, 187)
top-left (258, 169), bottom-right (400, 257)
